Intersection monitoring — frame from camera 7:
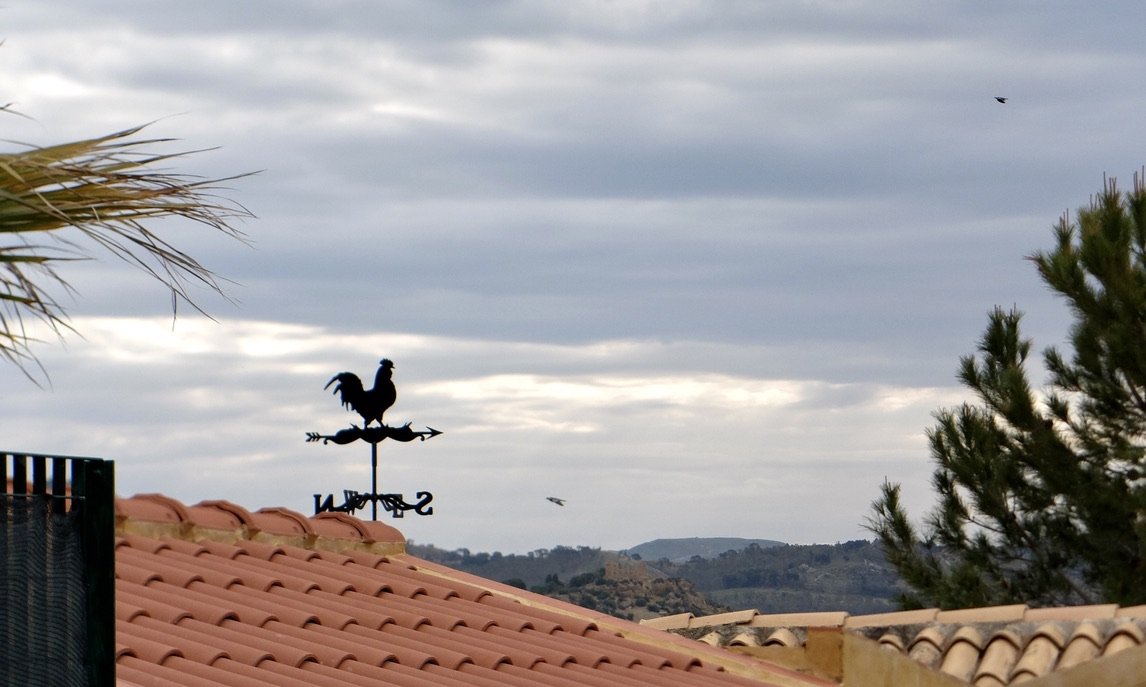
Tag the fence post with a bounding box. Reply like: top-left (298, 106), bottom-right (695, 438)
top-left (79, 458), bottom-right (116, 687)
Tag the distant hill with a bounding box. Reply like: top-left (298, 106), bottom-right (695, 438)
top-left (406, 543), bottom-right (612, 589)
top-left (627, 537), bottom-right (784, 563)
top-left (658, 539), bottom-right (900, 616)
top-left (405, 542), bottom-right (723, 620)
top-left (522, 556), bottom-right (726, 622)
top-left (409, 538), bottom-right (902, 619)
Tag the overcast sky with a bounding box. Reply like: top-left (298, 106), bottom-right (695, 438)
top-left (3, 1), bottom-right (1144, 554)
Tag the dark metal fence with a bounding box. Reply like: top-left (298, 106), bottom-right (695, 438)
top-left (0, 452), bottom-right (115, 687)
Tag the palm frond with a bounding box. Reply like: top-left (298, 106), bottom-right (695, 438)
top-left (0, 124), bottom-right (255, 381)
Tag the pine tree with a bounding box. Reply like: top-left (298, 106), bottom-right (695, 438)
top-left (868, 173), bottom-right (1146, 608)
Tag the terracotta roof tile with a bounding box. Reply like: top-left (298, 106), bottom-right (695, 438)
top-left (940, 626), bottom-right (985, 682)
top-left (117, 582), bottom-right (193, 624)
top-left (729, 631), bottom-right (760, 647)
top-left (1057, 621), bottom-right (1103, 669)
top-left (113, 492), bottom-right (818, 686)
top-left (116, 621), bottom-right (184, 664)
top-left (205, 546), bottom-right (322, 593)
top-left (907, 626), bottom-right (948, 669)
top-left (695, 610), bottom-right (761, 627)
top-left (1024, 604), bottom-right (1118, 621)
top-left (250, 506), bottom-right (316, 538)
top-left (186, 501), bottom-right (253, 531)
top-left (1009, 625), bottom-right (1065, 682)
top-left (1104, 620), bottom-right (1145, 656)
top-left (309, 511), bottom-right (378, 540)
top-left (118, 533), bottom-right (171, 554)
top-left (875, 632), bottom-right (903, 653)
top-left (1116, 604), bottom-right (1146, 619)
top-left (167, 551), bottom-right (282, 592)
top-left (643, 612), bottom-right (696, 630)
top-left (843, 608), bottom-right (937, 628)
top-left (936, 604), bottom-right (1028, 625)
top-left (752, 611), bottom-right (848, 629)
top-left (762, 628), bottom-right (800, 648)
top-left (136, 616), bottom-right (275, 666)
top-left (477, 593), bottom-right (565, 632)
top-left (230, 538), bottom-right (287, 561)
top-left (119, 493), bottom-right (192, 523)
top-left (973, 673), bottom-right (1006, 687)
top-left (973, 629), bottom-right (1021, 686)
top-left (490, 625), bottom-right (580, 665)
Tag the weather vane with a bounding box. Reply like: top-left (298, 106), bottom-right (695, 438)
top-left (306, 358), bottom-right (441, 520)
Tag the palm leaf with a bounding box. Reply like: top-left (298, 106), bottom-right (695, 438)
top-left (0, 124), bottom-right (254, 380)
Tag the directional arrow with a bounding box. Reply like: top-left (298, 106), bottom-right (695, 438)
top-left (305, 423), bottom-right (443, 445)
top-left (414, 426), bottom-right (443, 442)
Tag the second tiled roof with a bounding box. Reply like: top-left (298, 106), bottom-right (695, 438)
top-left (643, 605), bottom-right (1146, 686)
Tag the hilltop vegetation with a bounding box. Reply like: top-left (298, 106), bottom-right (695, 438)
top-left (409, 538), bottom-right (901, 619)
top-left (626, 537), bottom-right (783, 563)
top-left (657, 540), bottom-right (899, 615)
top-left (406, 544), bottom-right (612, 590)
top-left (406, 543), bottom-right (721, 620)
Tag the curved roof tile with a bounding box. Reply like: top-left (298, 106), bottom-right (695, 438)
top-left (1009, 625), bottom-right (1064, 682)
top-left (1104, 620), bottom-right (1145, 656)
top-left (973, 629), bottom-right (1021, 686)
top-left (187, 500), bottom-right (256, 531)
top-left (250, 507), bottom-right (316, 538)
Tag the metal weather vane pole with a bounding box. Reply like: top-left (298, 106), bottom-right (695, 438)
top-left (306, 358), bottom-right (441, 520)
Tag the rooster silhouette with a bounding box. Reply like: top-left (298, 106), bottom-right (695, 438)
top-left (325, 359), bottom-right (397, 427)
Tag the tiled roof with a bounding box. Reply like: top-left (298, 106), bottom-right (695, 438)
top-left (643, 606), bottom-right (1146, 686)
top-left (112, 494), bottom-right (832, 687)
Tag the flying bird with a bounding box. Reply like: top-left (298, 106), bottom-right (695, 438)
top-left (325, 359), bottom-right (397, 427)
top-left (547, 497), bottom-right (566, 506)
top-left (994, 96), bottom-right (1007, 104)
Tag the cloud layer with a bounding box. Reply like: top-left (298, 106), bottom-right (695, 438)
top-left (3, 0), bottom-right (1143, 552)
